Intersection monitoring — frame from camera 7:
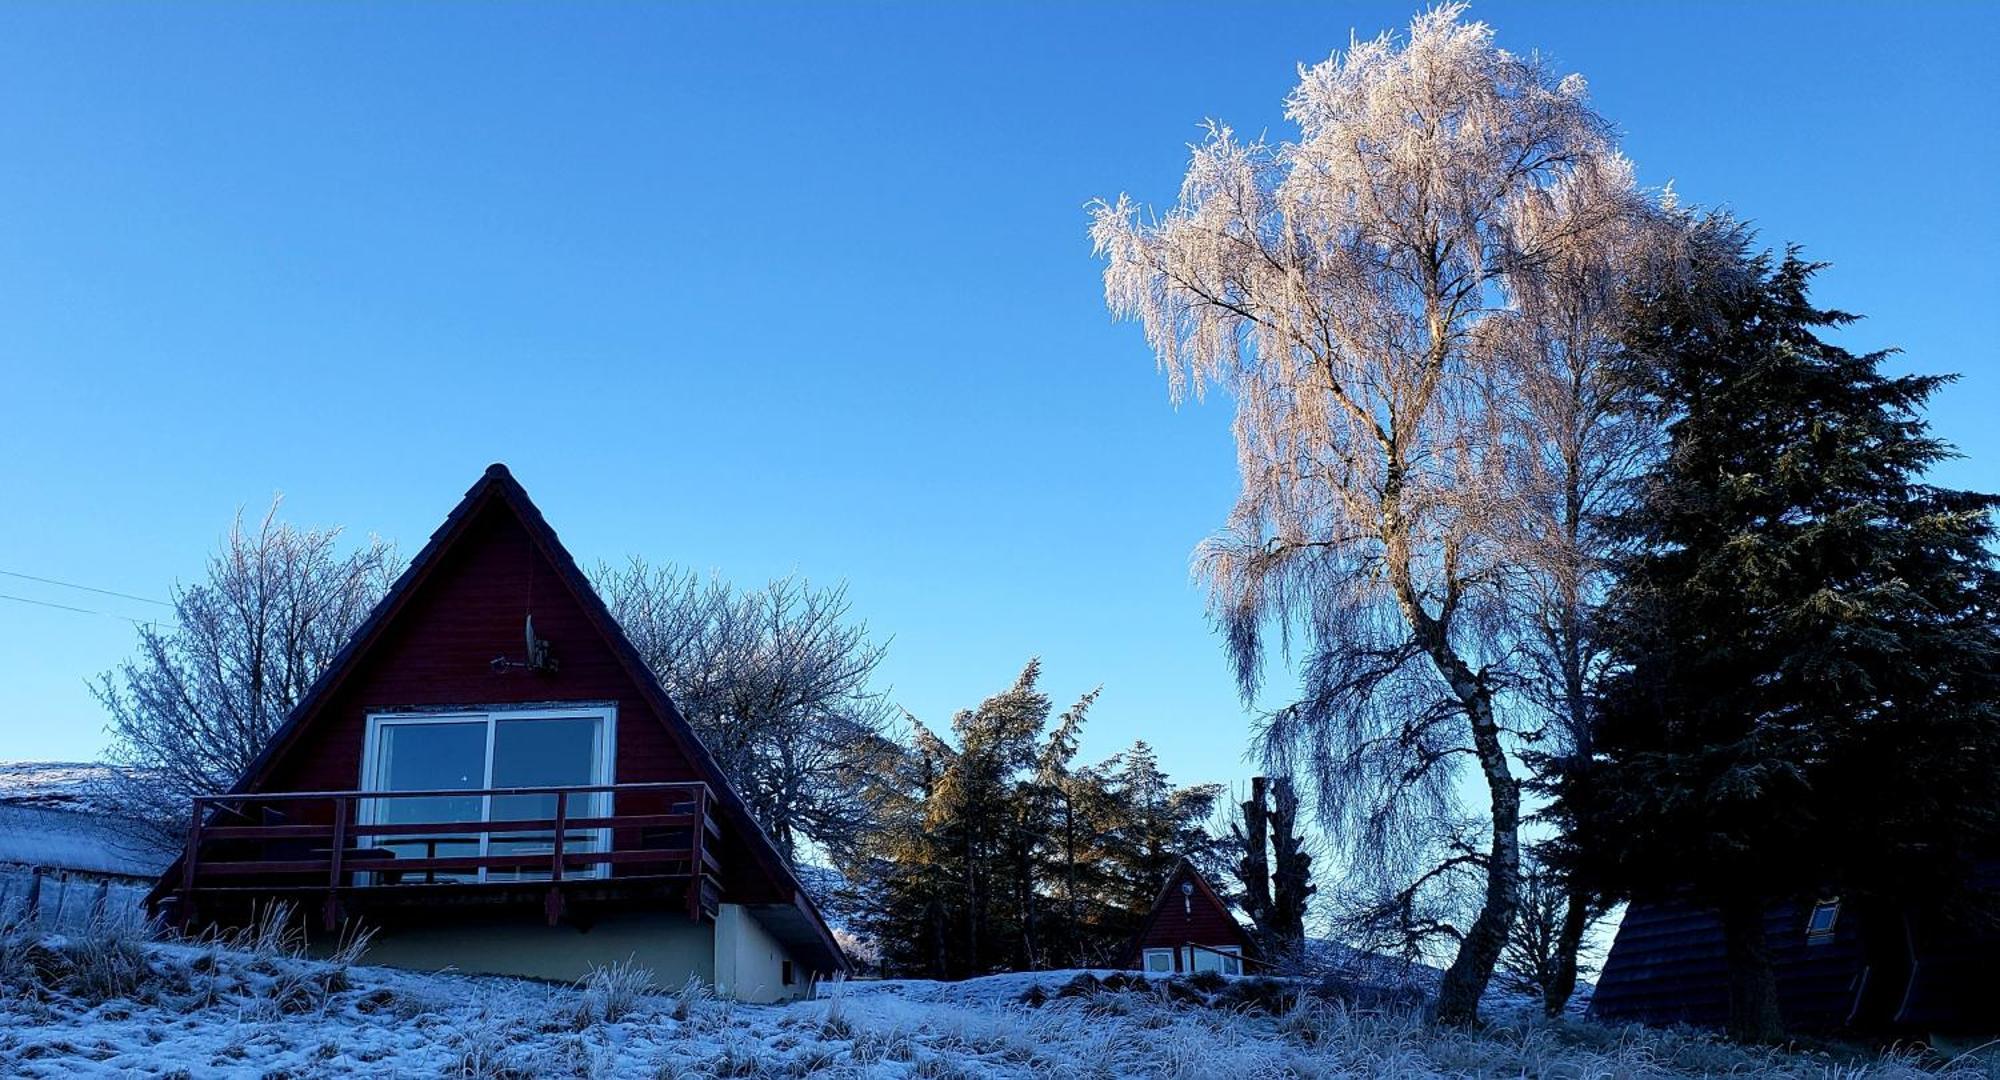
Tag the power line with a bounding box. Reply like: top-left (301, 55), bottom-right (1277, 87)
top-left (0, 592), bottom-right (94, 616)
top-left (0, 569), bottom-right (171, 608)
top-left (0, 592), bottom-right (173, 629)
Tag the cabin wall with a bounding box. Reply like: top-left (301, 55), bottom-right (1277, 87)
top-left (1591, 898), bottom-right (1867, 1030)
top-left (1597, 871), bottom-right (2000, 1036)
top-left (262, 504), bottom-right (697, 795)
top-left (1131, 866), bottom-right (1252, 968)
top-left (1136, 899), bottom-right (1245, 952)
top-left (713, 903), bottom-right (804, 1003)
top-left (318, 911), bottom-right (717, 986)
top-left (251, 500), bottom-right (772, 902)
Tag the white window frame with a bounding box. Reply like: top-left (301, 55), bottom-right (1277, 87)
top-left (1185, 944), bottom-right (1243, 976)
top-left (1142, 948), bottom-right (1175, 974)
top-left (360, 704), bottom-right (617, 882)
top-left (1216, 945), bottom-right (1243, 977)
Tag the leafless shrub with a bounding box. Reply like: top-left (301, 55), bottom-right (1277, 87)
top-left (598, 561), bottom-right (899, 881)
top-left (94, 499), bottom-right (397, 848)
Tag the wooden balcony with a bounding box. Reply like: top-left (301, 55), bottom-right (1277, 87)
top-left (164, 782), bottom-right (722, 931)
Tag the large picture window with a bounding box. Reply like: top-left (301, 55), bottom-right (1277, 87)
top-left (1185, 945), bottom-right (1243, 977)
top-left (361, 705), bottom-right (616, 883)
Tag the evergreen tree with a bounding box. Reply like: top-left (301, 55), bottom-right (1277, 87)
top-left (1579, 244), bottom-right (2000, 1041)
top-left (859, 664), bottom-right (1227, 976)
top-left (1100, 742), bottom-right (1224, 923)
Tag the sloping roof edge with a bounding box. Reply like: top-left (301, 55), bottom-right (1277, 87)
top-left (1126, 855), bottom-right (1254, 963)
top-left (149, 463), bottom-right (845, 973)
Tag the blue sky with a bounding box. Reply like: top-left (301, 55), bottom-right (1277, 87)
top-left (1, 3), bottom-right (1995, 796)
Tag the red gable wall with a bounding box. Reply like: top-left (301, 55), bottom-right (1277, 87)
top-left (252, 494), bottom-right (777, 903)
top-left (1132, 861), bottom-right (1252, 960)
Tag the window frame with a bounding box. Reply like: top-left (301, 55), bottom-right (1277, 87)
top-left (1185, 944), bottom-right (1243, 976)
top-left (1142, 948), bottom-right (1175, 974)
top-left (359, 704), bottom-right (618, 883)
top-left (1215, 945), bottom-right (1243, 977)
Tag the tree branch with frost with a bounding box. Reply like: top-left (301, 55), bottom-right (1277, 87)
top-left (1091, 3), bottom-right (1664, 1025)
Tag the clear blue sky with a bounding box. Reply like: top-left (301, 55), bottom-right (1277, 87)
top-left (2, 3), bottom-right (1995, 795)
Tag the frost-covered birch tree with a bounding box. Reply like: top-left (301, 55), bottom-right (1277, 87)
top-left (1483, 188), bottom-right (1682, 1017)
top-left (1090, 6), bottom-right (1648, 1024)
top-left (598, 560), bottom-right (900, 870)
top-left (95, 502), bottom-right (397, 847)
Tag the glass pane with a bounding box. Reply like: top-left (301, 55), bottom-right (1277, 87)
top-left (488, 717), bottom-right (602, 881)
top-left (370, 722), bottom-right (487, 883)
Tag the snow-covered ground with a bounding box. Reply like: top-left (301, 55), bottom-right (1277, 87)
top-left (1, 919), bottom-right (1988, 1078)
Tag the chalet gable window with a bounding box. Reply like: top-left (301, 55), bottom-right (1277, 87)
top-left (1142, 948), bottom-right (1175, 974)
top-left (360, 705), bottom-right (616, 883)
top-left (1806, 898), bottom-right (1840, 943)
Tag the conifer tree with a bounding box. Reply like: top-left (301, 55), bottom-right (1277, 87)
top-left (859, 665), bottom-right (1228, 975)
top-left (1580, 243), bottom-right (2000, 1041)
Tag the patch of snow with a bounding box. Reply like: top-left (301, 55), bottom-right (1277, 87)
top-left (0, 931), bottom-right (1960, 1078)
top-left (0, 762), bottom-right (131, 816)
top-left (0, 805), bottom-right (171, 880)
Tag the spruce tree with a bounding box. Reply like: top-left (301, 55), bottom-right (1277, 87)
top-left (1582, 243), bottom-right (2000, 1041)
top-left (859, 665), bottom-right (1226, 975)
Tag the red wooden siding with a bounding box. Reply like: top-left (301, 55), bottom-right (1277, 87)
top-left (1131, 860), bottom-right (1252, 966)
top-left (253, 496), bottom-right (775, 903)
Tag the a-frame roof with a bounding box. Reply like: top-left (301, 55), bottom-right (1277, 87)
top-left (153, 463), bottom-right (844, 972)
top-left (1129, 856), bottom-right (1254, 960)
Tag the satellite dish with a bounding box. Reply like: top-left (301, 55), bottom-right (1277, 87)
top-left (493, 614), bottom-right (558, 674)
top-left (525, 614), bottom-right (556, 672)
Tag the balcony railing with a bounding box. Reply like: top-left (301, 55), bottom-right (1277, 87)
top-left (169, 782), bottom-right (721, 929)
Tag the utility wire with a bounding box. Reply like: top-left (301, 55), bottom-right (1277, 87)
top-left (0, 592), bottom-right (173, 629)
top-left (0, 569), bottom-right (171, 608)
top-left (0, 592), bottom-right (95, 616)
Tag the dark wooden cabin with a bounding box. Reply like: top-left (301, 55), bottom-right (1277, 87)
top-left (1126, 858), bottom-right (1254, 976)
top-left (1592, 867), bottom-right (2000, 1037)
top-left (147, 464), bottom-right (844, 1001)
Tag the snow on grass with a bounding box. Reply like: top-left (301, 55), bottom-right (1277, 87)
top-left (0, 919), bottom-right (1991, 1079)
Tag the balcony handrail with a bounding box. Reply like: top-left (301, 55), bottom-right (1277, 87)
top-left (175, 779), bottom-right (723, 929)
top-left (194, 780), bottom-right (712, 806)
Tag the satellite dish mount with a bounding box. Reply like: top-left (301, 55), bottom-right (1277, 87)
top-left (492, 614), bottom-right (558, 675)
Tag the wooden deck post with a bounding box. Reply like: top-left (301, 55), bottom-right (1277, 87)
top-left (178, 800), bottom-right (203, 929)
top-left (545, 790), bottom-right (568, 926)
top-left (323, 795), bottom-right (350, 932)
top-left (686, 787), bottom-right (706, 922)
